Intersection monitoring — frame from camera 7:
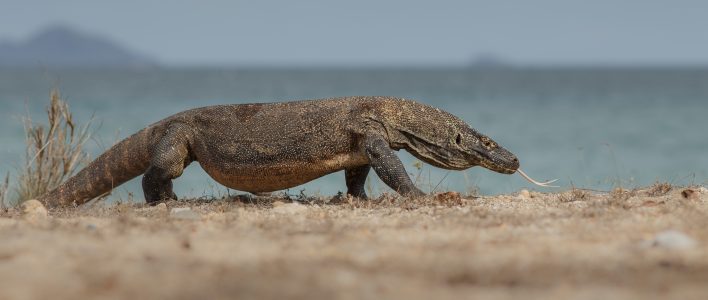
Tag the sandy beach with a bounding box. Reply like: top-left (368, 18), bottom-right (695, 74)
top-left (1, 186), bottom-right (707, 300)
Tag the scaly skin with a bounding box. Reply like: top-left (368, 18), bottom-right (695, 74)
top-left (38, 96), bottom-right (520, 206)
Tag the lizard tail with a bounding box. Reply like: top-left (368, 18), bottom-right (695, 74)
top-left (38, 126), bottom-right (155, 206)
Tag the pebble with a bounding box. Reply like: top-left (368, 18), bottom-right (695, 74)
top-left (516, 189), bottom-right (531, 200)
top-left (155, 203), bottom-right (168, 212)
top-left (645, 230), bottom-right (697, 250)
top-left (169, 207), bottom-right (201, 220)
top-left (21, 199), bottom-right (48, 222)
top-left (681, 188), bottom-right (699, 200)
top-left (136, 202), bottom-right (169, 214)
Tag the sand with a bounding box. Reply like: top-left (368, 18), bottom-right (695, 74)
top-left (1, 185), bottom-right (708, 300)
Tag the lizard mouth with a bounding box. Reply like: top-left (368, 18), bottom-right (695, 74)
top-left (475, 150), bottom-right (519, 174)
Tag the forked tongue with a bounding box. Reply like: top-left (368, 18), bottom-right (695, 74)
top-left (517, 168), bottom-right (559, 188)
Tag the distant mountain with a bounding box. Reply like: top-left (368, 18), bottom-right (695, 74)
top-left (0, 25), bottom-right (157, 68)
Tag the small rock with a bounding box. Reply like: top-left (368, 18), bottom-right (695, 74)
top-left (681, 188), bottom-right (699, 200)
top-left (169, 207), bottom-right (201, 220)
top-left (517, 189), bottom-right (531, 200)
top-left (645, 230), bottom-right (697, 250)
top-left (171, 207), bottom-right (190, 213)
top-left (21, 199), bottom-right (48, 221)
top-left (137, 202), bottom-right (169, 213)
top-left (697, 187), bottom-right (708, 194)
top-left (155, 203), bottom-right (168, 211)
top-left (271, 202), bottom-right (308, 215)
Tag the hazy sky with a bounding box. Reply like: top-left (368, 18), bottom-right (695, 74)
top-left (1, 0), bottom-right (707, 66)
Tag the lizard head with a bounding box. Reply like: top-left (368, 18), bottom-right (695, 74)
top-left (444, 126), bottom-right (520, 174)
top-left (380, 99), bottom-right (519, 174)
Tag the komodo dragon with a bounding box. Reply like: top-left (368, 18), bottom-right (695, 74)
top-left (38, 96), bottom-right (551, 206)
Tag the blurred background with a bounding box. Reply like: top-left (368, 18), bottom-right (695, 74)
top-left (1, 0), bottom-right (706, 200)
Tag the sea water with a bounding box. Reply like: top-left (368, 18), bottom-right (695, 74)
top-left (1, 68), bottom-right (706, 201)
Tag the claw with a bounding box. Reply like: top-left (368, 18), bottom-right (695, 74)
top-left (517, 168), bottom-right (559, 188)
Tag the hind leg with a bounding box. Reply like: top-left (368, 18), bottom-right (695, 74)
top-left (143, 166), bottom-right (179, 203)
top-left (142, 124), bottom-right (193, 204)
top-left (346, 165), bottom-right (370, 199)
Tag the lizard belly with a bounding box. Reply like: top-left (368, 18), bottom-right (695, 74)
top-left (199, 152), bottom-right (368, 193)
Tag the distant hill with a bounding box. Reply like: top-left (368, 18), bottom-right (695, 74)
top-left (0, 25), bottom-right (157, 68)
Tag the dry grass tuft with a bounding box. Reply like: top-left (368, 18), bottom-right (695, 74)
top-left (647, 181), bottom-right (672, 196)
top-left (608, 187), bottom-right (636, 208)
top-left (433, 191), bottom-right (464, 205)
top-left (13, 89), bottom-right (92, 204)
top-left (0, 174), bottom-right (8, 210)
top-left (558, 186), bottom-right (590, 202)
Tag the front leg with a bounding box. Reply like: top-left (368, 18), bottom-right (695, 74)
top-left (364, 136), bottom-right (425, 197)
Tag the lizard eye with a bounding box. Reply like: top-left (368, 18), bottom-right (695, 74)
top-left (455, 133), bottom-right (462, 145)
top-left (481, 137), bottom-right (493, 148)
